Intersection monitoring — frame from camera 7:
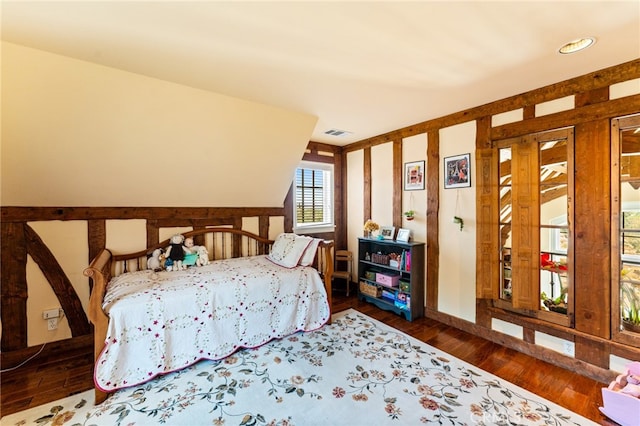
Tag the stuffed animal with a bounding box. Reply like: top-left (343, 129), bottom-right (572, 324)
top-left (196, 245), bottom-right (210, 266)
top-left (620, 362), bottom-right (640, 398)
top-left (165, 234), bottom-right (188, 271)
top-left (147, 248), bottom-right (164, 271)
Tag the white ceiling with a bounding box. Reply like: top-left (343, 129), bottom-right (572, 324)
top-left (2, 1), bottom-right (639, 146)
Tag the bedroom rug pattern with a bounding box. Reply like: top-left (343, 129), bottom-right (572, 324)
top-left (2, 309), bottom-right (597, 426)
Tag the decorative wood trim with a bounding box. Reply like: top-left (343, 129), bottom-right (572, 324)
top-left (510, 136), bottom-right (540, 310)
top-left (259, 216), bottom-right (270, 243)
top-left (303, 141), bottom-right (339, 164)
top-left (426, 306), bottom-right (620, 384)
top-left (492, 94), bottom-right (640, 140)
top-left (575, 86), bottom-right (609, 107)
top-left (363, 147), bottom-right (372, 223)
top-left (334, 150), bottom-right (347, 250)
top-left (0, 206), bottom-right (286, 222)
top-left (426, 130), bottom-right (439, 312)
top-left (476, 147), bottom-right (498, 299)
top-left (476, 116), bottom-right (497, 300)
top-left (574, 119), bottom-right (611, 339)
top-left (0, 222), bottom-right (28, 351)
top-left (87, 220), bottom-right (106, 272)
top-left (393, 139), bottom-right (402, 229)
top-left (283, 184), bottom-right (294, 233)
top-left (0, 334), bottom-right (93, 370)
top-left (24, 224), bottom-right (91, 336)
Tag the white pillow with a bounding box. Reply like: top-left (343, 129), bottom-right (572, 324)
top-left (268, 233), bottom-right (312, 268)
top-left (298, 238), bottom-right (322, 267)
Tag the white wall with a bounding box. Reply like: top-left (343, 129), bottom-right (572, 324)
top-left (347, 150), bottom-right (364, 257)
top-left (1, 42), bottom-right (318, 208)
top-left (402, 133), bottom-right (427, 245)
top-left (26, 221), bottom-right (89, 345)
top-left (371, 143), bottom-right (394, 228)
top-left (438, 121), bottom-right (477, 322)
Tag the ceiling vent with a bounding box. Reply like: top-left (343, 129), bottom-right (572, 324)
top-left (324, 129), bottom-right (353, 137)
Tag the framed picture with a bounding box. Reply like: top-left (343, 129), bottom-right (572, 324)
top-left (380, 226), bottom-right (395, 240)
top-left (404, 161), bottom-right (425, 191)
top-left (444, 153), bottom-right (471, 189)
top-left (396, 228), bottom-right (411, 242)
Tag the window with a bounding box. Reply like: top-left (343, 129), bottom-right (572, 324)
top-left (495, 128), bottom-right (574, 327)
top-left (612, 115), bottom-right (640, 343)
top-left (293, 161), bottom-right (334, 233)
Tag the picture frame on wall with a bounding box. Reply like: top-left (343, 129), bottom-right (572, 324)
top-left (380, 226), bottom-right (396, 240)
top-left (396, 228), bottom-right (411, 243)
top-left (404, 160), bottom-right (425, 191)
top-left (444, 153), bottom-right (471, 189)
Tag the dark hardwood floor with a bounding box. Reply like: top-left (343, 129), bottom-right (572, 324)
top-left (1, 291), bottom-right (617, 423)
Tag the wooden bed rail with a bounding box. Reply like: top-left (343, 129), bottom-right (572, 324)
top-left (83, 228), bottom-right (333, 404)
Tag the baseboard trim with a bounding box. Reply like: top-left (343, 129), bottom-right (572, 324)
top-left (1, 334), bottom-right (92, 370)
top-left (424, 308), bottom-right (617, 384)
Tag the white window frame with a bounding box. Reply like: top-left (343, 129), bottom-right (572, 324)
top-left (293, 161), bottom-right (335, 234)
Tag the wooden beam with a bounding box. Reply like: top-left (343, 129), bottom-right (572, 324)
top-left (492, 94), bottom-right (640, 140)
top-left (1, 222), bottom-right (28, 351)
top-left (393, 139), bottom-right (403, 229)
top-left (24, 225), bottom-right (91, 336)
top-left (1, 206), bottom-right (286, 222)
top-left (363, 147), bottom-right (372, 222)
top-left (426, 130), bottom-right (440, 311)
top-left (574, 119), bottom-right (611, 339)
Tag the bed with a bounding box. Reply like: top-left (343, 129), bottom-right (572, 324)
top-left (84, 227), bottom-right (334, 404)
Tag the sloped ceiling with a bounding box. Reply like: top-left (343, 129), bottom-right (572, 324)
top-left (2, 1), bottom-right (639, 146)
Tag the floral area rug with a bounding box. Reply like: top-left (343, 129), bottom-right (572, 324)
top-left (2, 309), bottom-right (597, 426)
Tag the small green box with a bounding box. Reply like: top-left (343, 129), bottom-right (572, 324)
top-left (364, 271), bottom-right (376, 281)
top-left (399, 280), bottom-right (410, 292)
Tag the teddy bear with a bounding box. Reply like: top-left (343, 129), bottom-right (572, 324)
top-left (147, 248), bottom-right (164, 271)
top-left (196, 245), bottom-right (210, 266)
top-left (165, 234), bottom-right (188, 271)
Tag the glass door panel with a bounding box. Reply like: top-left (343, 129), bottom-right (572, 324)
top-left (619, 125), bottom-right (640, 333)
top-left (539, 138), bottom-right (570, 317)
top-left (499, 147), bottom-right (513, 301)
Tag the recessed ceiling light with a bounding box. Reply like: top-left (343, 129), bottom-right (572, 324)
top-left (558, 37), bottom-right (596, 54)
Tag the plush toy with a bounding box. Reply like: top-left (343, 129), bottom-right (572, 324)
top-left (165, 234), bottom-right (188, 271)
top-left (196, 246), bottom-right (210, 266)
top-left (147, 248), bottom-right (164, 271)
top-left (621, 362), bottom-right (640, 398)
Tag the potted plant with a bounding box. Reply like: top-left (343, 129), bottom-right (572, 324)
top-left (404, 210), bottom-right (415, 221)
top-left (621, 278), bottom-right (640, 333)
top-left (541, 289), bottom-right (568, 314)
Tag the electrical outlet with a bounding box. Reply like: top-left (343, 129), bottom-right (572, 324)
top-left (47, 317), bottom-right (58, 330)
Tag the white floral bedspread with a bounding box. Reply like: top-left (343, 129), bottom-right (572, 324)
top-left (96, 255), bottom-right (330, 392)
